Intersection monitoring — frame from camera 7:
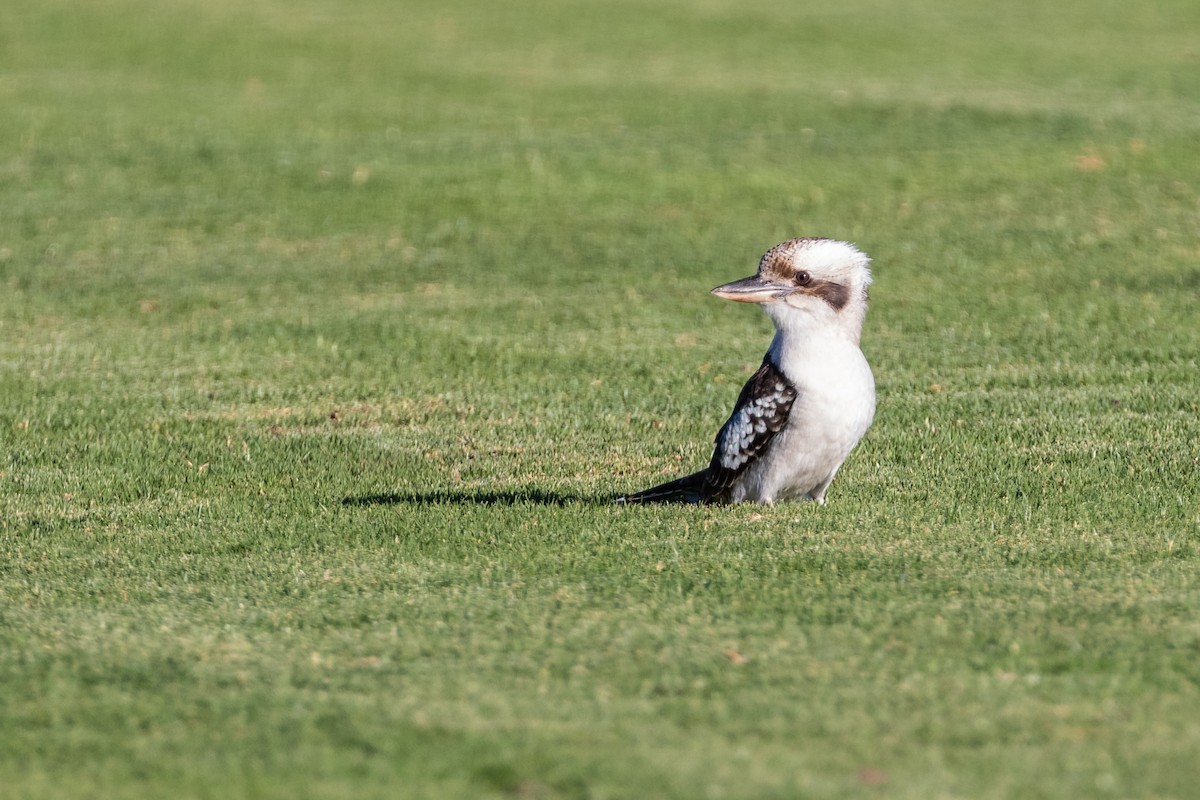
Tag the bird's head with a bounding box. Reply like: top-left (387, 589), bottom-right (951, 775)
top-left (711, 238), bottom-right (872, 340)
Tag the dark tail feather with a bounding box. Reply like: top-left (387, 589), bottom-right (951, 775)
top-left (616, 470), bottom-right (710, 505)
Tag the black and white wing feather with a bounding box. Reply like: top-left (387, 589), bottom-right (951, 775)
top-left (616, 357), bottom-right (797, 505)
top-left (702, 358), bottom-right (797, 497)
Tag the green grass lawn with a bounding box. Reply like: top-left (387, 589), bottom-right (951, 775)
top-left (3, 0), bottom-right (1200, 797)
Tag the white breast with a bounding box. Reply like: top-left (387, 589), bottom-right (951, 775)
top-left (734, 335), bottom-right (875, 504)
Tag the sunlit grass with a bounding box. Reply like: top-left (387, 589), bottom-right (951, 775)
top-left (2, 0), bottom-right (1199, 798)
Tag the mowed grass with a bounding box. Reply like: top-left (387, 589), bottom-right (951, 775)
top-left (2, 0), bottom-right (1200, 797)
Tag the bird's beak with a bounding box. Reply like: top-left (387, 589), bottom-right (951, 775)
top-left (711, 275), bottom-right (791, 303)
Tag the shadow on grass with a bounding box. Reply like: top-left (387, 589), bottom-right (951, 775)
top-left (341, 489), bottom-right (614, 507)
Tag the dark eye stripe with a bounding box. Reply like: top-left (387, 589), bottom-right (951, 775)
top-left (804, 280), bottom-right (850, 311)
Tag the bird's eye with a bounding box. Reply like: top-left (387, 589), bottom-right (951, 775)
top-left (794, 271), bottom-right (812, 285)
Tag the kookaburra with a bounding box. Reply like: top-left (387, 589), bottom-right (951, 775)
top-left (619, 237), bottom-right (875, 505)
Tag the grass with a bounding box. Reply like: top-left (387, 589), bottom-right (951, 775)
top-left (2, 0), bottom-right (1199, 797)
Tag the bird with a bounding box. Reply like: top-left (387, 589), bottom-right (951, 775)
top-left (618, 237), bottom-right (875, 505)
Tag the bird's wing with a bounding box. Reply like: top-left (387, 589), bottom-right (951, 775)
top-left (704, 358), bottom-right (798, 494)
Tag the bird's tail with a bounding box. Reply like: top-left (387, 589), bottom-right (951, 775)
top-left (616, 470), bottom-right (710, 505)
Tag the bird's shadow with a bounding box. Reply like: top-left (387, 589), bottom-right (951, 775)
top-left (341, 488), bottom-right (614, 507)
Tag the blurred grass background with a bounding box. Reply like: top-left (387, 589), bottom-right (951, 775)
top-left (2, 1), bottom-right (1199, 798)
